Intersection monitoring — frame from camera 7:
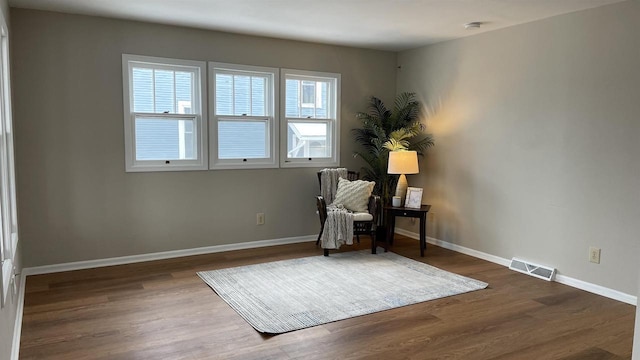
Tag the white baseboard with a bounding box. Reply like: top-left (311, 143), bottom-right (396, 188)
top-left (394, 228), bottom-right (637, 306)
top-left (11, 272), bottom-right (26, 360)
top-left (23, 235), bottom-right (316, 276)
top-left (554, 274), bottom-right (637, 306)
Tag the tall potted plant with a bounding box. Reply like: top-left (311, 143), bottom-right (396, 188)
top-left (352, 92), bottom-right (434, 206)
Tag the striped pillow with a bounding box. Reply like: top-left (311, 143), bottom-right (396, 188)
top-left (331, 177), bottom-right (375, 212)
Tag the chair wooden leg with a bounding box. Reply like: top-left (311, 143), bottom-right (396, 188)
top-left (356, 234), bottom-right (360, 243)
top-left (324, 249), bottom-right (329, 256)
top-left (316, 226), bottom-right (324, 246)
top-left (371, 231), bottom-right (376, 254)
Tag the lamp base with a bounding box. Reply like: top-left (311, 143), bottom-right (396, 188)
top-left (394, 174), bottom-right (408, 206)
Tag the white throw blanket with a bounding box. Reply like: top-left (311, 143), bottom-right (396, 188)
top-left (320, 205), bottom-right (354, 250)
top-left (320, 168), bottom-right (348, 205)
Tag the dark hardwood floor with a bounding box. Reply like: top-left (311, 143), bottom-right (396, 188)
top-left (20, 236), bottom-right (635, 359)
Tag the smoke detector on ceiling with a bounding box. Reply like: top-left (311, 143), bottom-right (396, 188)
top-left (464, 22), bottom-right (482, 30)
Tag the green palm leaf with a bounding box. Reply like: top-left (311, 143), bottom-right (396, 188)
top-left (352, 92), bottom-right (434, 205)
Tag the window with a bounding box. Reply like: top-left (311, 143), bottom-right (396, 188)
top-left (123, 56), bottom-right (340, 170)
top-left (209, 63), bottom-right (278, 169)
top-left (0, 14), bottom-right (17, 307)
top-left (281, 69), bottom-right (340, 167)
top-left (122, 54), bottom-right (207, 172)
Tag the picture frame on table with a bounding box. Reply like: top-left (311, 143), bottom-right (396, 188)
top-left (404, 187), bottom-right (423, 209)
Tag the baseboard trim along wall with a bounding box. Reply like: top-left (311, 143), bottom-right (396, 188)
top-left (23, 235), bottom-right (316, 276)
top-left (393, 228), bottom-right (637, 306)
top-left (22, 230), bottom-right (637, 306)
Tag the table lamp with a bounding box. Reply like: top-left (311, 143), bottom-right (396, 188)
top-left (387, 150), bottom-right (419, 206)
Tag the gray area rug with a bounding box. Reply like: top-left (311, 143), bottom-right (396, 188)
top-left (197, 250), bottom-right (488, 334)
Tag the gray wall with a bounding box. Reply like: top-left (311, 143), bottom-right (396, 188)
top-left (396, 0), bottom-right (640, 295)
top-left (10, 9), bottom-right (397, 267)
top-left (0, 0), bottom-right (22, 358)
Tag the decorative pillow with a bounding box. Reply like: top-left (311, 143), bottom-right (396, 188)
top-left (331, 177), bottom-right (375, 213)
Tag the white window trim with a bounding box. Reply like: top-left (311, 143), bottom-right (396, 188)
top-left (122, 54), bottom-right (208, 172)
top-left (209, 62), bottom-right (279, 170)
top-left (280, 69), bottom-right (340, 168)
top-left (0, 11), bottom-right (17, 307)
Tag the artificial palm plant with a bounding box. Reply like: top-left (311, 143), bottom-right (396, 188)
top-left (352, 92), bottom-right (434, 205)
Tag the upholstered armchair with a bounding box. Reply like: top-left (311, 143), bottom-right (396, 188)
top-left (315, 169), bottom-right (382, 256)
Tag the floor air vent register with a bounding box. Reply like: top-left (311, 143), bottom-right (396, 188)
top-left (509, 258), bottom-right (556, 281)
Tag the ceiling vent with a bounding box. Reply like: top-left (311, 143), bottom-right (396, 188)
top-left (509, 258), bottom-right (556, 281)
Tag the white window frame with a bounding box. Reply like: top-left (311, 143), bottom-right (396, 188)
top-left (122, 54), bottom-right (207, 172)
top-left (280, 69), bottom-right (340, 168)
top-left (209, 62), bottom-right (279, 169)
top-left (0, 12), bottom-right (17, 307)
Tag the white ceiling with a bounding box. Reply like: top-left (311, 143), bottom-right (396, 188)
top-left (9, 0), bottom-right (626, 51)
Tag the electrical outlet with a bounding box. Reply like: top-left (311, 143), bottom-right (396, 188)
top-left (256, 213), bottom-right (265, 225)
top-left (589, 247), bottom-right (601, 264)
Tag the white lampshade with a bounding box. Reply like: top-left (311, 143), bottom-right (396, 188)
top-left (387, 151), bottom-right (419, 174)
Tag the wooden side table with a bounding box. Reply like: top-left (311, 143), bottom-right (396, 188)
top-left (385, 205), bottom-right (431, 257)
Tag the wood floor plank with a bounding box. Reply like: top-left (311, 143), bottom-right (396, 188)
top-left (559, 347), bottom-right (625, 360)
top-left (19, 236), bottom-right (636, 359)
